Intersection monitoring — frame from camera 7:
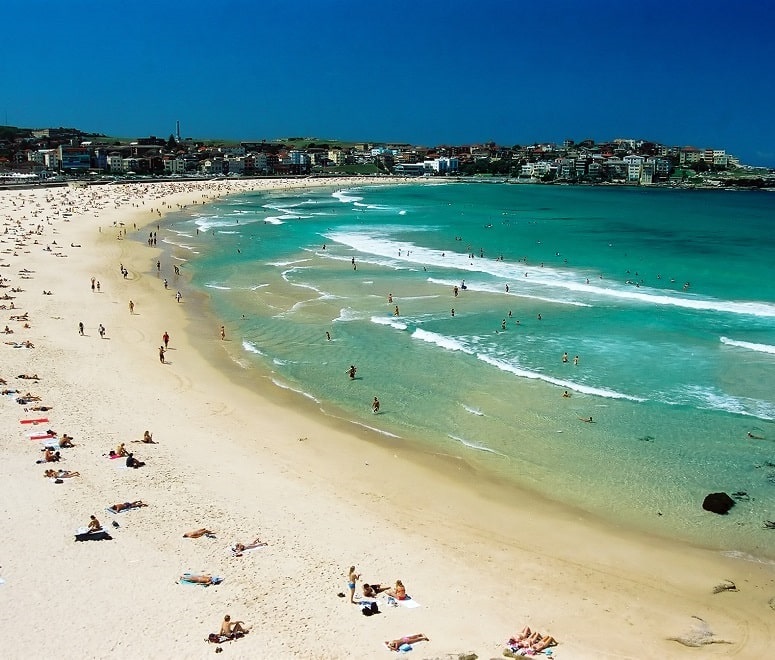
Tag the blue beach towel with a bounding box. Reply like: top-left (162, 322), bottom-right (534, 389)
top-left (178, 573), bottom-right (223, 587)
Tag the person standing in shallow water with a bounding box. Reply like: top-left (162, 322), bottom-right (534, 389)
top-left (347, 365), bottom-right (357, 380)
top-left (372, 396), bottom-right (380, 413)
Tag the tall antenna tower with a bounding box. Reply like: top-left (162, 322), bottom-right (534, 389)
top-left (176, 120), bottom-right (181, 143)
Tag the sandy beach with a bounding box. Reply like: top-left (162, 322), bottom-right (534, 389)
top-left (0, 178), bottom-right (773, 659)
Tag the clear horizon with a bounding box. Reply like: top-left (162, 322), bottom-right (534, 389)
top-left (2, 0), bottom-right (773, 166)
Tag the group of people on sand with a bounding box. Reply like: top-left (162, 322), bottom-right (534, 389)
top-left (347, 566), bottom-right (410, 604)
top-left (505, 626), bottom-right (558, 655)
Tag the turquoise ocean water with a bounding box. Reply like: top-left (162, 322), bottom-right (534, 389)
top-left (161, 182), bottom-right (775, 559)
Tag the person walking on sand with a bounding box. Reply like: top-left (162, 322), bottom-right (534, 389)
top-left (163, 331), bottom-right (169, 349)
top-left (347, 566), bottom-right (360, 604)
top-left (78, 321), bottom-right (84, 336)
top-left (98, 324), bottom-right (106, 338)
top-left (129, 300), bottom-right (134, 314)
top-left (91, 277), bottom-right (95, 292)
top-left (372, 396), bottom-right (380, 414)
top-left (175, 290), bottom-right (181, 303)
top-left (220, 325), bottom-right (226, 340)
top-left (159, 345), bottom-right (166, 364)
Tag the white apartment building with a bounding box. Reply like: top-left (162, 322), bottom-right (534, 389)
top-left (328, 149), bottom-right (345, 165)
top-left (108, 153), bottom-right (124, 172)
top-left (163, 157), bottom-right (186, 174)
top-left (623, 155), bottom-right (644, 182)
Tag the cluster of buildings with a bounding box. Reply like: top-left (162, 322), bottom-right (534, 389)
top-left (0, 126), bottom-right (757, 186)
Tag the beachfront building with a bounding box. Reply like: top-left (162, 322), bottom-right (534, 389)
top-left (328, 149), bottom-right (345, 166)
top-left (58, 146), bottom-right (91, 173)
top-left (107, 153), bottom-right (123, 173)
top-left (679, 147), bottom-right (702, 165)
top-left (624, 155), bottom-right (644, 182)
top-left (162, 156), bottom-right (186, 175)
top-left (424, 157), bottom-right (459, 174)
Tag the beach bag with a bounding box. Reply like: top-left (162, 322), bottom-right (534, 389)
top-left (361, 604), bottom-right (373, 616)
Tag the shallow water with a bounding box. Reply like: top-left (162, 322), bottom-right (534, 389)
top-left (161, 182), bottom-right (775, 558)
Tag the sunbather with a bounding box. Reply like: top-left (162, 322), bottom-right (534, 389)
top-left (110, 501), bottom-right (147, 512)
top-left (142, 430), bottom-right (156, 443)
top-left (42, 448), bottom-right (61, 463)
top-left (386, 579), bottom-right (408, 600)
top-left (125, 453), bottom-right (145, 469)
top-left (45, 469), bottom-right (80, 478)
top-left (220, 614), bottom-right (249, 636)
top-left (363, 583), bottom-right (390, 598)
top-left (88, 515), bottom-right (102, 532)
top-left (59, 434), bottom-right (75, 448)
top-left (232, 538), bottom-right (267, 555)
top-left (180, 573), bottom-right (220, 585)
top-left (183, 528), bottom-right (215, 538)
top-left (115, 442), bottom-right (128, 457)
top-left (386, 634), bottom-right (429, 651)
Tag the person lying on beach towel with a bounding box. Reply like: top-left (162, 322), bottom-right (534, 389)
top-left (179, 573), bottom-right (223, 586)
top-left (362, 583), bottom-right (390, 598)
top-left (45, 469), bottom-right (80, 478)
top-left (385, 634), bottom-right (429, 651)
top-left (231, 537), bottom-right (267, 556)
top-left (108, 501), bottom-right (147, 513)
top-left (506, 627), bottom-right (558, 654)
top-left (183, 528), bottom-right (216, 538)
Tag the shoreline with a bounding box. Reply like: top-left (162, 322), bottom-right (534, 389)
top-left (1, 179), bottom-right (773, 658)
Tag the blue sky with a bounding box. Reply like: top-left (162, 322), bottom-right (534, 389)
top-left (2, 0), bottom-right (773, 165)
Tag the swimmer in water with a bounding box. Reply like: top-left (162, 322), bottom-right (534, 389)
top-left (579, 416), bottom-right (594, 423)
top-left (747, 431), bottom-right (764, 439)
top-left (347, 365), bottom-right (357, 380)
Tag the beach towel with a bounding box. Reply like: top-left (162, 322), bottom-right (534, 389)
top-left (229, 543), bottom-right (267, 557)
top-left (29, 432), bottom-right (55, 440)
top-left (20, 417), bottom-right (49, 424)
top-left (106, 503), bottom-right (144, 514)
top-left (398, 597), bottom-right (421, 609)
top-left (178, 573), bottom-right (223, 587)
top-left (74, 528), bottom-right (112, 542)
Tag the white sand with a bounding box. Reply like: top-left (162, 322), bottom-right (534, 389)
top-left (0, 179), bottom-right (773, 659)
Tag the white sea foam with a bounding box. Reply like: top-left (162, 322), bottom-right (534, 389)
top-left (448, 434), bottom-right (508, 458)
top-left (411, 328), bottom-right (474, 354)
top-left (326, 230), bottom-right (775, 318)
top-left (476, 353), bottom-right (645, 401)
top-left (720, 336), bottom-right (775, 355)
top-left (334, 307), bottom-right (362, 322)
top-left (332, 190), bottom-right (363, 204)
top-left (270, 378), bottom-right (321, 403)
top-left (350, 420), bottom-right (401, 438)
top-left (371, 316), bottom-right (408, 330)
top-left (685, 385), bottom-right (774, 420)
top-left (462, 404), bottom-right (485, 416)
top-left (242, 340), bottom-right (264, 355)
top-left (205, 283), bottom-right (231, 290)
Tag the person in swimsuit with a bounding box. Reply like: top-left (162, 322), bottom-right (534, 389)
top-left (88, 515), bottom-right (102, 532)
top-left (183, 528), bottom-right (215, 538)
top-left (220, 614), bottom-right (248, 637)
top-left (110, 501), bottom-right (147, 512)
top-left (387, 579), bottom-right (407, 600)
top-left (386, 634), bottom-right (429, 651)
top-left (347, 565), bottom-right (360, 604)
